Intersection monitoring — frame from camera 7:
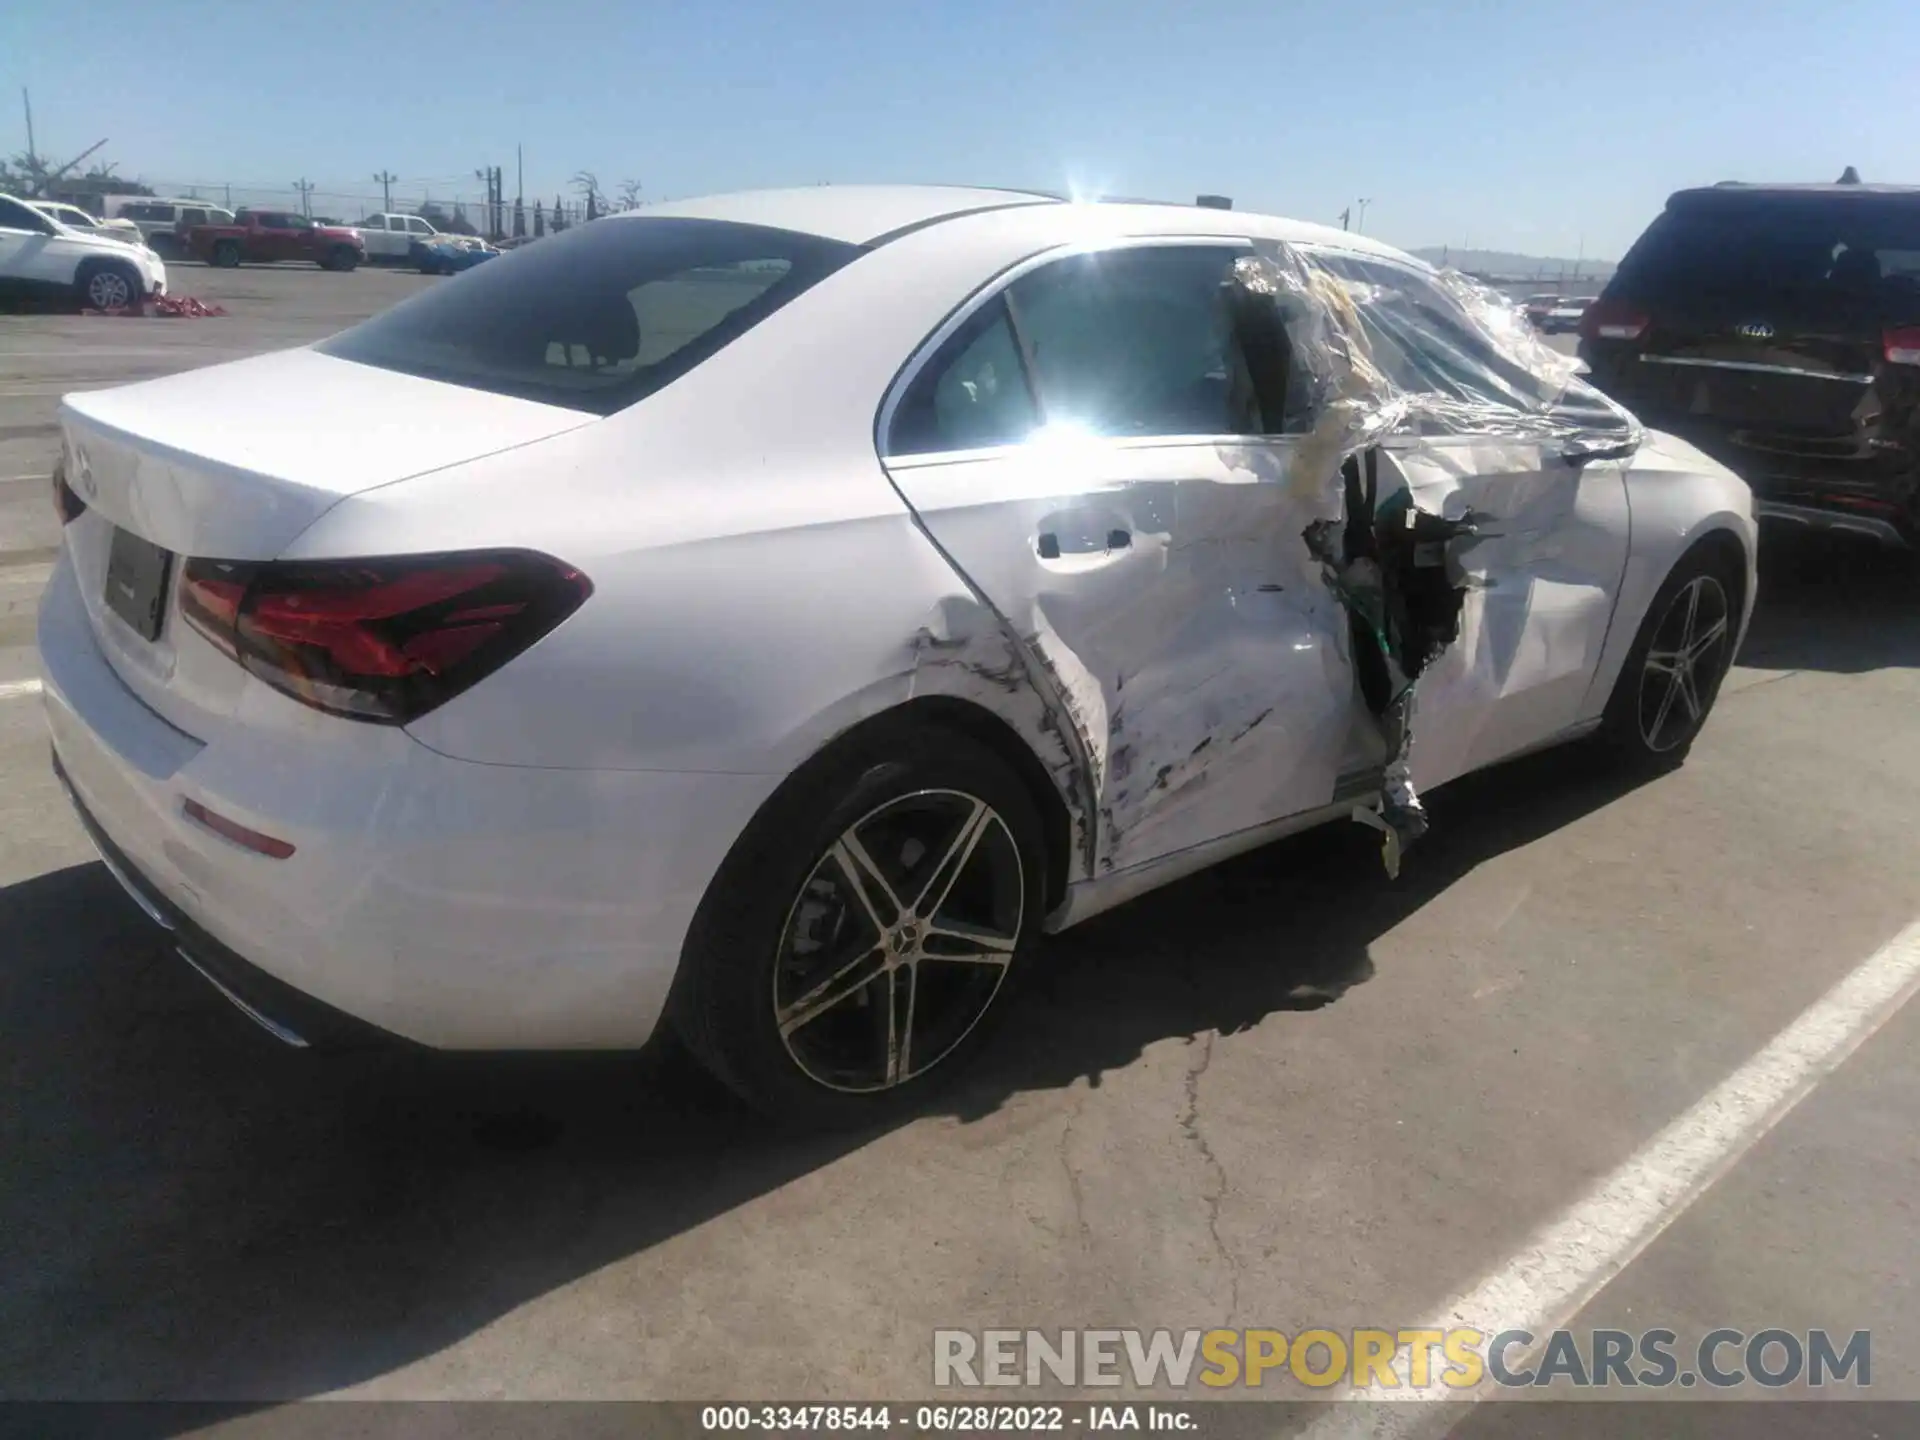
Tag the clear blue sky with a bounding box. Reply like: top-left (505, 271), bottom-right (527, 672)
top-left (4, 0), bottom-right (1910, 259)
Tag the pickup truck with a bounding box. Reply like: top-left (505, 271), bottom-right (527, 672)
top-left (184, 209), bottom-right (366, 270)
top-left (356, 212), bottom-right (443, 262)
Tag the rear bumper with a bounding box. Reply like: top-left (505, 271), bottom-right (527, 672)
top-left (36, 552), bottom-right (779, 1050)
top-left (54, 751), bottom-right (399, 1051)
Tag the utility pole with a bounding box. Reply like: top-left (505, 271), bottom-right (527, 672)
top-left (1339, 206), bottom-right (1351, 231)
top-left (294, 178), bottom-right (314, 218)
top-left (1356, 197), bottom-right (1373, 233)
top-left (21, 88), bottom-right (34, 162)
top-left (374, 170), bottom-right (396, 212)
top-left (516, 144), bottom-right (524, 209)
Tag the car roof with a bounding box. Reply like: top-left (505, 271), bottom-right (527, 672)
top-left (1670, 182), bottom-right (1920, 210)
top-left (623, 183), bottom-right (1415, 263)
top-left (625, 186), bottom-right (1061, 243)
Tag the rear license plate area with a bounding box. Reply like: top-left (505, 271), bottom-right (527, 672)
top-left (105, 526), bottom-right (175, 642)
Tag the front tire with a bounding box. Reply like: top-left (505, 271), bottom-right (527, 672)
top-left (323, 245), bottom-right (359, 272)
top-left (76, 260), bottom-right (142, 311)
top-left (1597, 544), bottom-right (1741, 767)
top-left (671, 725), bottom-right (1045, 1128)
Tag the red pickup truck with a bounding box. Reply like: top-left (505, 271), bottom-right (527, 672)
top-left (185, 209), bottom-right (366, 271)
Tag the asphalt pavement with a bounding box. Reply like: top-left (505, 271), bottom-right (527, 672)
top-left (2, 267), bottom-right (1918, 1432)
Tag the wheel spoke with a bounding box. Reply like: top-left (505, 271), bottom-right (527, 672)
top-left (910, 797), bottom-right (991, 920)
top-left (1675, 668), bottom-right (1703, 722)
top-left (778, 947), bottom-right (885, 1037)
top-left (923, 917), bottom-right (1018, 964)
top-left (885, 964), bottom-right (917, 1084)
top-left (1646, 670), bottom-right (1683, 744)
top-left (1644, 648), bottom-right (1685, 676)
top-left (1679, 578), bottom-right (1704, 645)
top-left (831, 833), bottom-right (903, 935)
top-left (1686, 615), bottom-right (1728, 662)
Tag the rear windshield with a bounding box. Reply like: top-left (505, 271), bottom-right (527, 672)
top-left (319, 217), bottom-right (863, 415)
top-left (1617, 202), bottom-right (1920, 303)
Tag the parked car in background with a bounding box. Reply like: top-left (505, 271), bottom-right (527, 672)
top-left (184, 210), bottom-right (366, 271)
top-left (1540, 295), bottom-right (1595, 333)
top-left (411, 233), bottom-right (500, 274)
top-left (37, 186), bottom-right (1754, 1125)
top-left (1524, 293), bottom-right (1561, 327)
top-left (0, 191), bottom-right (167, 309)
top-left (107, 197), bottom-right (236, 257)
top-left (357, 212), bottom-right (443, 262)
top-left (28, 202), bottom-right (145, 247)
top-left (1581, 181), bottom-right (1920, 546)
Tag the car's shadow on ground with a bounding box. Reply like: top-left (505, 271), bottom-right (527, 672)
top-left (1738, 527), bottom-right (1920, 674)
top-left (0, 736), bottom-right (1657, 1422)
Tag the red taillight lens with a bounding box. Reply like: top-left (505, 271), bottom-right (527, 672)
top-left (179, 550), bottom-right (592, 723)
top-left (1579, 298), bottom-right (1649, 343)
top-left (1884, 326), bottom-right (1920, 367)
top-left (51, 461), bottom-right (86, 525)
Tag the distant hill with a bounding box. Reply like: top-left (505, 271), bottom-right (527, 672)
top-left (1410, 247), bottom-right (1616, 283)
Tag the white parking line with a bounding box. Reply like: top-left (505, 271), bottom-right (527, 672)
top-left (0, 678), bottom-right (43, 701)
top-left (1299, 917), bottom-right (1920, 1438)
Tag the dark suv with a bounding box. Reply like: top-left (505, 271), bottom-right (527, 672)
top-left (1579, 183), bottom-right (1920, 545)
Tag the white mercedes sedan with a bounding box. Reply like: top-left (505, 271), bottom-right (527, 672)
top-left (37, 186), bottom-right (1755, 1124)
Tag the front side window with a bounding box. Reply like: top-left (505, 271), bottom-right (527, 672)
top-left (319, 216), bottom-right (861, 414)
top-left (1316, 252), bottom-right (1565, 413)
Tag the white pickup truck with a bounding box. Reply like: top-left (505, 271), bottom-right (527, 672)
top-left (356, 212), bottom-right (442, 262)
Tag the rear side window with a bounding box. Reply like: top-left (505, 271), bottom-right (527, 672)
top-left (319, 217), bottom-right (862, 415)
top-left (1010, 246), bottom-right (1259, 439)
top-left (1618, 202), bottom-right (1920, 303)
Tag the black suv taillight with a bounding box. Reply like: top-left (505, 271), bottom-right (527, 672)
top-left (179, 550), bottom-right (592, 723)
top-left (1579, 297), bottom-right (1649, 344)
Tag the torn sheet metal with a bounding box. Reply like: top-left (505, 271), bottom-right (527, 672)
top-left (1231, 250), bottom-right (1639, 873)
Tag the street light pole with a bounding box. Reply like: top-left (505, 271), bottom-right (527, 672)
top-left (1356, 197), bottom-right (1373, 233)
top-left (374, 170), bottom-right (396, 212)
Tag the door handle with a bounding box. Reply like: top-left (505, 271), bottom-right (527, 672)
top-left (1035, 529), bottom-right (1133, 562)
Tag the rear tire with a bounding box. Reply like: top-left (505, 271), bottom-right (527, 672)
top-left (670, 724), bottom-right (1045, 1128)
top-left (212, 240), bottom-right (242, 269)
top-left (1596, 543), bottom-right (1742, 767)
top-left (76, 259), bottom-right (142, 312)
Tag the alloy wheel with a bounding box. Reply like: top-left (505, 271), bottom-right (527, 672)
top-left (773, 788), bottom-right (1024, 1094)
top-left (87, 270), bottom-right (132, 309)
top-left (1637, 574), bottom-right (1732, 752)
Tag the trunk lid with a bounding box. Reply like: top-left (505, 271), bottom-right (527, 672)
top-left (57, 346), bottom-right (595, 740)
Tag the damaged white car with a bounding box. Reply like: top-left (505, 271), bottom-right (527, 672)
top-left (38, 186), bottom-right (1755, 1124)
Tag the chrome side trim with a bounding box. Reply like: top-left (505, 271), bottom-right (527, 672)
top-left (874, 234), bottom-right (1255, 462)
top-left (1756, 501), bottom-right (1906, 546)
top-left (173, 946), bottom-right (311, 1048)
top-left (1636, 354), bottom-right (1873, 384)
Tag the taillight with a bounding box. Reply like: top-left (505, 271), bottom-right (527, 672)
top-left (1884, 327), bottom-right (1920, 366)
top-left (179, 550), bottom-right (592, 723)
top-left (51, 460), bottom-right (85, 525)
top-left (1579, 298), bottom-right (1649, 343)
